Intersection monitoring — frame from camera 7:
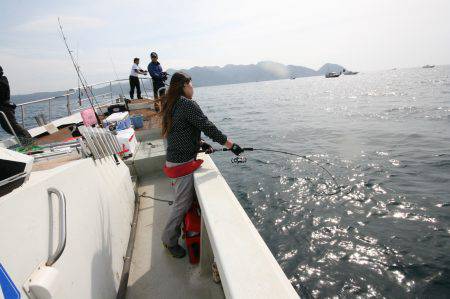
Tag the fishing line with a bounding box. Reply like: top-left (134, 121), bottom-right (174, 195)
top-left (58, 18), bottom-right (104, 123)
top-left (141, 147), bottom-right (352, 206)
top-left (252, 148), bottom-right (339, 186)
top-left (76, 43), bottom-right (82, 105)
top-left (208, 147), bottom-right (353, 196)
top-left (252, 148), bottom-right (354, 196)
top-left (109, 52), bottom-right (125, 97)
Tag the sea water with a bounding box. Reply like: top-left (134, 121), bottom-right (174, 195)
top-left (4, 66), bottom-right (450, 298)
top-left (197, 66), bottom-right (450, 298)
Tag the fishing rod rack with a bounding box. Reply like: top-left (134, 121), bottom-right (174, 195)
top-left (14, 77), bottom-right (154, 128)
top-left (78, 126), bottom-right (121, 160)
top-left (26, 126), bottom-right (121, 163)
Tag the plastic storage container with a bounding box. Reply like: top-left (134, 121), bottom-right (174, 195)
top-left (103, 112), bottom-right (131, 131)
top-left (130, 114), bottom-right (144, 129)
top-left (183, 203), bottom-right (201, 264)
top-left (80, 108), bottom-right (97, 127)
top-left (116, 127), bottom-right (137, 157)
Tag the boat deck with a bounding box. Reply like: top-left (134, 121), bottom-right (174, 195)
top-left (28, 98), bottom-right (161, 145)
top-left (18, 100), bottom-right (163, 172)
top-left (126, 173), bottom-right (224, 298)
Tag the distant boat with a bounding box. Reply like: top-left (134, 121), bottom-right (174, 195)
top-left (343, 70), bottom-right (358, 75)
top-left (423, 65), bottom-right (435, 69)
top-left (291, 77), bottom-right (296, 80)
top-left (325, 72), bottom-right (340, 78)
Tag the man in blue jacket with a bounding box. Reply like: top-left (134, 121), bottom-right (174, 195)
top-left (147, 52), bottom-right (167, 103)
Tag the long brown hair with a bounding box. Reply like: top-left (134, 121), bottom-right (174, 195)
top-left (161, 72), bottom-right (192, 138)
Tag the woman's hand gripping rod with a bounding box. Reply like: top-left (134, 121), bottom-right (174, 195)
top-left (199, 147), bottom-right (254, 164)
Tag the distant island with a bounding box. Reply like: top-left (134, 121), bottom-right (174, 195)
top-left (12, 62), bottom-right (345, 103)
top-left (168, 61), bottom-right (345, 87)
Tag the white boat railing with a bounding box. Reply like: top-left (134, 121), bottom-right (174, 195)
top-left (194, 154), bottom-right (299, 298)
top-left (14, 77), bottom-right (154, 127)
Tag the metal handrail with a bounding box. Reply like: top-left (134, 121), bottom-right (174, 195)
top-left (0, 111), bottom-right (21, 145)
top-left (77, 92), bottom-right (112, 105)
top-left (157, 86), bottom-right (166, 97)
top-left (16, 92), bottom-right (76, 107)
top-left (14, 77), bottom-right (154, 127)
top-left (16, 77), bottom-right (152, 109)
top-left (139, 77), bottom-right (149, 98)
top-left (46, 187), bottom-right (67, 266)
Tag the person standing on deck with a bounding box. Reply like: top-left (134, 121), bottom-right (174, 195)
top-left (129, 58), bottom-right (147, 99)
top-left (161, 71), bottom-right (243, 258)
top-left (147, 52), bottom-right (167, 109)
top-left (0, 66), bottom-right (32, 143)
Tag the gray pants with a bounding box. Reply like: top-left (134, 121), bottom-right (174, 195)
top-left (162, 160), bottom-right (195, 247)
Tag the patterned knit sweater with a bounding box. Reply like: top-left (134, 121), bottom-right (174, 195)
top-left (166, 96), bottom-right (227, 163)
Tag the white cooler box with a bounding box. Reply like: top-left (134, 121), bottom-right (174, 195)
top-left (116, 128), bottom-right (137, 157)
top-left (103, 112), bottom-right (131, 131)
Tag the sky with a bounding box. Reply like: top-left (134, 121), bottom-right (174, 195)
top-left (1, 0), bottom-right (450, 94)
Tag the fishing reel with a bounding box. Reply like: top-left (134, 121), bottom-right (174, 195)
top-left (198, 148), bottom-right (247, 164)
top-left (231, 156), bottom-right (247, 164)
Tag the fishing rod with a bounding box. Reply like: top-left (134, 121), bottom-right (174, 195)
top-left (164, 72), bottom-right (172, 82)
top-left (146, 75), bottom-right (171, 86)
top-left (76, 43), bottom-right (82, 105)
top-left (58, 17), bottom-right (103, 125)
top-left (139, 146), bottom-right (352, 206)
top-left (109, 54), bottom-right (125, 97)
top-left (203, 147), bottom-right (353, 196)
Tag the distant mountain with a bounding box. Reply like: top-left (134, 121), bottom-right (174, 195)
top-left (317, 63), bottom-right (346, 74)
top-left (167, 61), bottom-right (344, 87)
top-left (11, 61), bottom-right (345, 102)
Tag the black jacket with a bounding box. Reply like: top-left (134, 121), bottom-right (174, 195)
top-left (166, 96), bottom-right (227, 163)
top-left (147, 61), bottom-right (166, 83)
top-left (0, 75), bottom-right (11, 107)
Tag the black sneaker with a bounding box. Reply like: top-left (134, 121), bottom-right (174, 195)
top-left (164, 244), bottom-right (186, 258)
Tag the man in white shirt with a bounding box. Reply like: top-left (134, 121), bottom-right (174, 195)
top-left (129, 57), bottom-right (147, 99)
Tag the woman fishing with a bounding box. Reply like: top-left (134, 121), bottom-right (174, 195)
top-left (161, 71), bottom-right (243, 258)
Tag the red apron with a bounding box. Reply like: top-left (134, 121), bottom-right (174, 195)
top-left (163, 159), bottom-right (204, 178)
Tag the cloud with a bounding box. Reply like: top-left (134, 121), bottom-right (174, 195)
top-left (0, 50), bottom-right (77, 94)
top-left (14, 15), bottom-right (107, 33)
top-left (2, 0), bottom-right (450, 94)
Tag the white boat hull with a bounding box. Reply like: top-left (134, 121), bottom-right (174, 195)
top-left (0, 157), bottom-right (134, 298)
